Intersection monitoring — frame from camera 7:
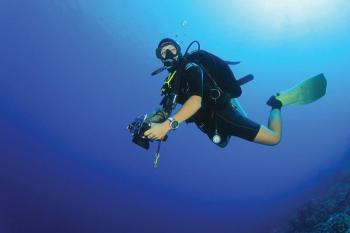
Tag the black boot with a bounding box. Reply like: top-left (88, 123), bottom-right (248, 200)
top-left (266, 95), bottom-right (283, 109)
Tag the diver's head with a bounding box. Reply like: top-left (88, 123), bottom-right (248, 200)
top-left (156, 38), bottom-right (182, 70)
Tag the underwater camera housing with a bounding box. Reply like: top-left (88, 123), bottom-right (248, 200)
top-left (127, 114), bottom-right (168, 150)
top-left (127, 114), bottom-right (152, 149)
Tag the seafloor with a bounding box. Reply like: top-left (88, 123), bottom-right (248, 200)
top-left (271, 149), bottom-right (350, 233)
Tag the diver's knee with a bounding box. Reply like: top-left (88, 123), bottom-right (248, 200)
top-left (253, 129), bottom-right (281, 146)
top-left (269, 135), bottom-right (281, 146)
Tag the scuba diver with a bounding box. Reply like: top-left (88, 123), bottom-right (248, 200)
top-left (142, 38), bottom-right (327, 148)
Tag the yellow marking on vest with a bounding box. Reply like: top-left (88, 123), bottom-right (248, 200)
top-left (164, 71), bottom-right (177, 89)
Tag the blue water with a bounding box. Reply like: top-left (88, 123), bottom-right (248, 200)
top-left (1, 1), bottom-right (350, 232)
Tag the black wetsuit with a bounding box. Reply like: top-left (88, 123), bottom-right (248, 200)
top-left (166, 62), bottom-right (261, 147)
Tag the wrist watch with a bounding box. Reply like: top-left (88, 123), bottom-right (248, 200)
top-left (167, 117), bottom-right (179, 130)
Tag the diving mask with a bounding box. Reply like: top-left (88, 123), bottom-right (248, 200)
top-left (155, 38), bottom-right (182, 70)
top-left (156, 44), bottom-right (178, 60)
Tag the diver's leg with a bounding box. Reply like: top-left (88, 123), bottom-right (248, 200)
top-left (216, 96), bottom-right (282, 146)
top-left (231, 98), bottom-right (247, 117)
top-left (253, 95), bottom-right (283, 145)
top-left (253, 108), bottom-right (282, 145)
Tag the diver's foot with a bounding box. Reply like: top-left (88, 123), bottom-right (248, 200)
top-left (266, 95), bottom-right (283, 109)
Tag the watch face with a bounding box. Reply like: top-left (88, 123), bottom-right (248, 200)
top-left (170, 120), bottom-right (179, 129)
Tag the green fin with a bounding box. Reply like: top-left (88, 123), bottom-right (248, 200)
top-left (276, 73), bottom-right (327, 106)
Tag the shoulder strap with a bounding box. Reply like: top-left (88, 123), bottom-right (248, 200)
top-left (191, 59), bottom-right (222, 93)
top-left (172, 59), bottom-right (188, 96)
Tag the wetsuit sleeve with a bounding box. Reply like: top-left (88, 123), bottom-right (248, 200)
top-left (184, 63), bottom-right (203, 97)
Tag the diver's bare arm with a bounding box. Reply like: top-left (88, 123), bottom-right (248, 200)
top-left (151, 94), bottom-right (201, 124)
top-left (144, 95), bottom-right (201, 139)
top-left (172, 95), bottom-right (202, 123)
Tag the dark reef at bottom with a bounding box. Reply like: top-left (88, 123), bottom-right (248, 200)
top-left (271, 150), bottom-right (350, 233)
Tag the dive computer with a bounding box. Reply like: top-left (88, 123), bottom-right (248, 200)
top-left (167, 117), bottom-right (179, 130)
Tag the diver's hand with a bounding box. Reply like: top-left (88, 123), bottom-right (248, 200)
top-left (144, 122), bottom-right (170, 141)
